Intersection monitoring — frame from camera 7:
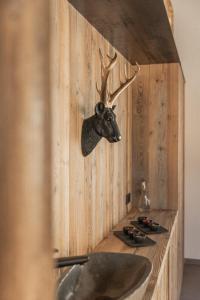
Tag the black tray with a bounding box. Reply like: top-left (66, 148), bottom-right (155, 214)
top-left (131, 221), bottom-right (168, 234)
top-left (114, 231), bottom-right (156, 248)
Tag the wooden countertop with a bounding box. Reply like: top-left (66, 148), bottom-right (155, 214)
top-left (94, 209), bottom-right (178, 300)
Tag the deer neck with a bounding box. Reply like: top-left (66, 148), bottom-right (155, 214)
top-left (81, 115), bottom-right (102, 156)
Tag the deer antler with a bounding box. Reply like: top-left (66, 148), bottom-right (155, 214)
top-left (96, 49), bottom-right (140, 108)
top-left (107, 62), bottom-right (140, 107)
top-left (96, 49), bottom-right (118, 105)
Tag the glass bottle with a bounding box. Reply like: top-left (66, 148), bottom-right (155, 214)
top-left (138, 180), bottom-right (151, 213)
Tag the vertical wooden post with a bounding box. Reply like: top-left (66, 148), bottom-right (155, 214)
top-left (0, 1), bottom-right (54, 300)
top-left (163, 0), bottom-right (174, 30)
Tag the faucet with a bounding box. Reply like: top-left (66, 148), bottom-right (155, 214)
top-left (55, 254), bottom-right (89, 268)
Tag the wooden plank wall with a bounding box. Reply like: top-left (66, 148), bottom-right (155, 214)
top-left (133, 64), bottom-right (184, 299)
top-left (51, 1), bottom-right (135, 256)
top-left (0, 1), bottom-right (54, 299)
top-left (51, 0), bottom-right (184, 257)
top-left (132, 63), bottom-right (184, 210)
top-left (177, 65), bottom-right (185, 296)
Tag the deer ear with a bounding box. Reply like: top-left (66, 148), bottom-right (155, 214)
top-left (95, 102), bottom-right (105, 115)
top-left (112, 105), bottom-right (117, 111)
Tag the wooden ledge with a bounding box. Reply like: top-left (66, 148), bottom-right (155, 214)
top-left (68, 0), bottom-right (180, 65)
top-left (94, 209), bottom-right (178, 300)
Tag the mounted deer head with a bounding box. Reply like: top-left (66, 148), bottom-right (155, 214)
top-left (81, 49), bottom-right (140, 156)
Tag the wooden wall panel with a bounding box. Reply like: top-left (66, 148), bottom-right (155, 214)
top-left (132, 65), bottom-right (149, 200)
top-left (133, 64), bottom-right (184, 210)
top-left (148, 65), bottom-right (168, 208)
top-left (168, 217), bottom-right (178, 300)
top-left (51, 0), bottom-right (184, 258)
top-left (152, 255), bottom-right (169, 300)
top-left (151, 214), bottom-right (182, 300)
top-left (143, 220), bottom-right (182, 300)
top-left (177, 66), bottom-right (185, 296)
top-left (0, 1), bottom-right (54, 299)
top-left (51, 0), bottom-right (70, 256)
top-left (164, 0), bottom-right (174, 30)
top-left (51, 1), bottom-right (136, 255)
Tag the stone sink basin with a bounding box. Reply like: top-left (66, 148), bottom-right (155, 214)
top-left (57, 252), bottom-right (152, 300)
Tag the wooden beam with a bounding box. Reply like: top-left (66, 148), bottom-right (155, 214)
top-left (0, 1), bottom-right (54, 300)
top-left (68, 0), bottom-right (179, 65)
top-left (164, 0), bottom-right (174, 30)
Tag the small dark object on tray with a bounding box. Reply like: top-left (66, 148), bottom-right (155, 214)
top-left (114, 231), bottom-right (156, 247)
top-left (143, 219), bottom-right (152, 226)
top-left (134, 232), bottom-right (146, 243)
top-left (131, 218), bottom-right (168, 234)
top-left (122, 226), bottom-right (151, 244)
top-left (137, 216), bottom-right (148, 223)
top-left (128, 229), bottom-right (141, 240)
top-left (137, 216), bottom-right (160, 230)
top-left (123, 226), bottom-right (134, 235)
top-left (149, 222), bottom-right (160, 231)
top-left (123, 226), bottom-right (141, 239)
top-left (127, 228), bottom-right (136, 239)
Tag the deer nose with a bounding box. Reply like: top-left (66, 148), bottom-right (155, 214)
top-left (114, 135), bottom-right (121, 142)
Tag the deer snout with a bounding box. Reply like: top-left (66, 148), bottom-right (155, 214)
top-left (113, 135), bottom-right (121, 142)
top-left (116, 136), bottom-right (121, 141)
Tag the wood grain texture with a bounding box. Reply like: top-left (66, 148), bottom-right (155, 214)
top-left (177, 65), bottom-right (185, 297)
top-left (51, 1), bottom-right (136, 256)
top-left (168, 217), bottom-right (178, 300)
top-left (164, 0), bottom-right (174, 30)
top-left (132, 64), bottom-right (184, 211)
top-left (51, 0), bottom-right (70, 257)
top-left (95, 209), bottom-right (182, 300)
top-left (68, 0), bottom-right (179, 65)
top-left (94, 209), bottom-right (178, 300)
top-left (151, 254), bottom-right (169, 300)
top-left (0, 1), bottom-right (54, 299)
top-left (153, 211), bottom-right (181, 300)
top-left (51, 2), bottom-right (184, 296)
top-left (51, 0), bottom-right (184, 258)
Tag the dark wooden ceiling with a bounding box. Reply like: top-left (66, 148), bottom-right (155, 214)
top-left (68, 0), bottom-right (180, 65)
